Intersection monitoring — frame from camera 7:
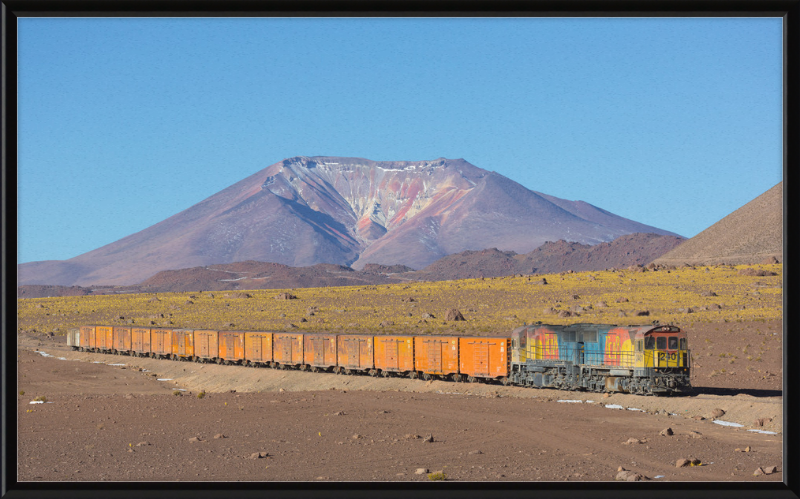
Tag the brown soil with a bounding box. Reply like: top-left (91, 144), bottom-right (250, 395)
top-left (16, 319), bottom-right (783, 483)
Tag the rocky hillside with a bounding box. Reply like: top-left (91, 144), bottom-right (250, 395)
top-left (653, 182), bottom-right (782, 266)
top-left (18, 156), bottom-right (678, 287)
top-left (19, 233), bottom-right (683, 297)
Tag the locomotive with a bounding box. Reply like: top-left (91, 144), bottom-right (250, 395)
top-left (510, 323), bottom-right (692, 395)
top-left (66, 322), bottom-right (691, 396)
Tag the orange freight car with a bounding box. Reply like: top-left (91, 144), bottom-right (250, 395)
top-left (150, 328), bottom-right (173, 359)
top-left (112, 326), bottom-right (132, 355)
top-left (131, 328), bottom-right (151, 357)
top-left (95, 325), bottom-right (114, 353)
top-left (273, 332), bottom-right (304, 369)
top-left (303, 333), bottom-right (337, 372)
top-left (459, 336), bottom-right (511, 384)
top-left (414, 336), bottom-right (460, 381)
top-left (79, 325), bottom-right (96, 351)
top-left (244, 332), bottom-right (273, 367)
top-left (337, 335), bottom-right (374, 374)
top-left (193, 330), bottom-right (219, 362)
top-left (374, 335), bottom-right (415, 377)
top-left (219, 331), bottom-right (245, 364)
top-left (172, 329), bottom-right (195, 360)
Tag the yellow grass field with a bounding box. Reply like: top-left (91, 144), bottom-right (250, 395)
top-left (17, 264), bottom-right (782, 337)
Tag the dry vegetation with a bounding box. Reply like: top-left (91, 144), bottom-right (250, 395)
top-left (17, 264), bottom-right (782, 338)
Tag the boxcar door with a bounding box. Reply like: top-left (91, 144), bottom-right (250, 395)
top-left (427, 339), bottom-right (443, 373)
top-left (473, 341), bottom-right (490, 376)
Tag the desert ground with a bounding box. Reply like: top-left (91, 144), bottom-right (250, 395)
top-left (16, 319), bottom-right (782, 483)
top-left (15, 264), bottom-right (783, 483)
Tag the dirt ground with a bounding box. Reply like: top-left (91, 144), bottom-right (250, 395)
top-left (15, 319), bottom-right (783, 483)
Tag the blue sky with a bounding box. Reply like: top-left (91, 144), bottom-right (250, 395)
top-left (17, 17), bottom-right (783, 264)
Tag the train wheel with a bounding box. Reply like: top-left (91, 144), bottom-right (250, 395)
top-left (422, 373), bottom-right (431, 381)
top-left (409, 371), bottom-right (418, 379)
top-left (501, 377), bottom-right (510, 386)
top-left (381, 370), bottom-right (391, 378)
top-left (468, 376), bottom-right (477, 383)
top-left (452, 374), bottom-right (461, 383)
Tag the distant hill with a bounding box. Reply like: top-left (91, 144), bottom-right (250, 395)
top-left (406, 233), bottom-right (685, 281)
top-left (19, 233), bottom-right (683, 297)
top-left (18, 155), bottom-right (679, 287)
top-left (653, 182), bottom-right (782, 266)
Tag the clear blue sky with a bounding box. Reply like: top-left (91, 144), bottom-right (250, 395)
top-left (17, 17), bottom-right (783, 264)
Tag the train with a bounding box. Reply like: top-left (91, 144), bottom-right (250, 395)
top-left (66, 322), bottom-right (692, 396)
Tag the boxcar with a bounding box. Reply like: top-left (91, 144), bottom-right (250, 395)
top-left (414, 336), bottom-right (460, 381)
top-left (219, 331), bottom-right (245, 364)
top-left (150, 328), bottom-right (173, 359)
top-left (244, 331), bottom-right (273, 367)
top-left (172, 329), bottom-right (195, 360)
top-left (67, 328), bottom-right (80, 350)
top-left (95, 326), bottom-right (114, 353)
top-left (79, 325), bottom-right (96, 351)
top-left (131, 327), bottom-right (151, 357)
top-left (303, 333), bottom-right (337, 372)
top-left (193, 330), bottom-right (219, 362)
top-left (112, 326), bottom-right (132, 355)
top-left (374, 335), bottom-right (415, 377)
top-left (336, 335), bottom-right (374, 374)
top-left (273, 332), bottom-right (304, 369)
top-left (459, 336), bottom-right (511, 383)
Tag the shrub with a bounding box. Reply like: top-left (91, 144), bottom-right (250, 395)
top-left (427, 471), bottom-right (447, 481)
top-left (197, 391), bottom-right (206, 399)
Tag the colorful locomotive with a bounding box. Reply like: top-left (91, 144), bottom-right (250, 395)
top-left (510, 322), bottom-right (691, 395)
top-left (66, 322), bottom-right (691, 396)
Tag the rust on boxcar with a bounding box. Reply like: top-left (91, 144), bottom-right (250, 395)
top-left (172, 329), bottom-right (195, 359)
top-left (303, 333), bottom-right (337, 371)
top-left (219, 331), bottom-right (245, 363)
top-left (131, 328), bottom-right (151, 357)
top-left (459, 336), bottom-right (510, 380)
top-left (112, 326), bottom-right (132, 354)
top-left (374, 335), bottom-right (415, 374)
top-left (244, 332), bottom-right (273, 366)
top-left (273, 333), bottom-right (304, 367)
top-left (193, 330), bottom-right (219, 361)
top-left (336, 335), bottom-right (374, 373)
top-left (415, 336), bottom-right (459, 377)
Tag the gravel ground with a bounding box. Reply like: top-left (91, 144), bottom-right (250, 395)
top-left (15, 319), bottom-right (783, 483)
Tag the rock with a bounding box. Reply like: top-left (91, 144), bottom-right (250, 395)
top-left (332, 411), bottom-right (345, 416)
top-left (660, 428), bottom-right (674, 436)
top-left (754, 418), bottom-right (772, 427)
top-left (764, 466), bottom-right (777, 474)
top-left (676, 458), bottom-right (691, 467)
top-left (636, 310), bottom-right (650, 316)
top-left (710, 408), bottom-right (725, 418)
top-left (422, 434), bottom-right (434, 443)
top-left (745, 446), bottom-right (751, 452)
top-left (616, 297), bottom-right (629, 303)
top-left (469, 450), bottom-right (483, 455)
top-left (415, 468), bottom-right (428, 475)
top-left (421, 313), bottom-right (435, 319)
top-left (754, 467), bottom-right (765, 476)
top-left (274, 292), bottom-right (297, 300)
top-left (623, 438), bottom-right (643, 445)
top-left (214, 434), bottom-right (226, 439)
top-left (701, 290), bottom-right (718, 297)
top-left (557, 310), bottom-right (573, 318)
top-left (615, 470), bottom-right (644, 481)
top-left (379, 321), bottom-right (394, 327)
top-left (135, 441), bottom-right (150, 447)
top-left (688, 431), bottom-right (702, 439)
top-left (352, 434), bottom-right (362, 439)
top-left (188, 437), bottom-right (202, 443)
top-left (693, 416), bottom-right (705, 420)
top-left (250, 452), bottom-right (269, 459)
top-left (444, 308), bottom-right (466, 321)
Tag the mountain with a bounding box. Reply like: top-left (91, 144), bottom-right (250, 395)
top-left (18, 156), bottom-right (680, 286)
top-left (652, 182), bottom-right (782, 266)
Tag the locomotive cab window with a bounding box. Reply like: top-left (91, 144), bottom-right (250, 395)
top-left (645, 336), bottom-right (655, 349)
top-left (680, 338), bottom-right (687, 350)
top-left (668, 337), bottom-right (678, 350)
top-left (636, 339), bottom-right (643, 352)
top-left (656, 336), bottom-right (666, 350)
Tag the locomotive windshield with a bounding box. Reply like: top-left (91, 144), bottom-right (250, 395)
top-left (645, 336), bottom-right (655, 349)
top-left (668, 337), bottom-right (678, 350)
top-left (656, 337), bottom-right (666, 349)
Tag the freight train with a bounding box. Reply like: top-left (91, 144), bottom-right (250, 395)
top-left (66, 322), bottom-right (692, 396)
